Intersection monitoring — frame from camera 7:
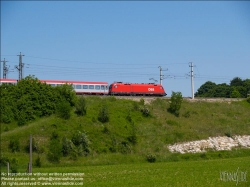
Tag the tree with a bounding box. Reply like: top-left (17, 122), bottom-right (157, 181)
top-left (230, 88), bottom-right (241, 98)
top-left (195, 81), bottom-right (216, 97)
top-left (98, 105), bottom-right (109, 123)
top-left (75, 97), bottom-right (87, 116)
top-left (71, 131), bottom-right (90, 156)
top-left (56, 101), bottom-right (71, 120)
top-left (47, 132), bottom-right (62, 163)
top-left (230, 77), bottom-right (244, 87)
top-left (168, 91), bottom-right (183, 117)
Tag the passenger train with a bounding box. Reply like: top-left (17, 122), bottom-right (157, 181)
top-left (0, 78), bottom-right (167, 96)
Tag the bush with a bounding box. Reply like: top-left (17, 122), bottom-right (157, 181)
top-left (71, 130), bottom-right (90, 156)
top-left (140, 106), bottom-right (150, 117)
top-left (47, 132), bottom-right (62, 163)
top-left (247, 97), bottom-right (250, 103)
top-left (56, 101), bottom-right (71, 120)
top-left (168, 91), bottom-right (183, 117)
top-left (75, 97), bottom-right (87, 116)
top-left (146, 154), bottom-right (156, 163)
top-left (9, 139), bottom-right (20, 152)
top-left (139, 98), bottom-right (145, 105)
top-left (0, 155), bottom-right (9, 167)
top-left (127, 122), bottom-right (137, 145)
top-left (47, 139), bottom-right (62, 163)
top-left (119, 141), bottom-right (131, 154)
top-left (62, 137), bottom-right (74, 157)
top-left (10, 158), bottom-right (18, 173)
top-left (35, 156), bottom-right (41, 167)
top-left (98, 105), bottom-right (109, 123)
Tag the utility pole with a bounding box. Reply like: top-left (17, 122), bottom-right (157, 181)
top-left (158, 66), bottom-right (168, 85)
top-left (189, 62), bottom-right (195, 99)
top-left (1, 58), bottom-right (9, 79)
top-left (16, 52), bottom-right (25, 80)
top-left (29, 134), bottom-right (32, 173)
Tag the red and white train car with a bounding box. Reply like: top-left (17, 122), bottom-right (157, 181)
top-left (0, 79), bottom-right (17, 85)
top-left (109, 82), bottom-right (166, 96)
top-left (0, 79), bottom-right (109, 95)
top-left (40, 80), bottom-right (109, 95)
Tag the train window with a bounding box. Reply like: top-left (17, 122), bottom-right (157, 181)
top-left (101, 85), bottom-right (104, 90)
top-left (95, 85), bottom-right (100, 90)
top-left (89, 85), bottom-right (94, 89)
top-left (106, 86), bottom-right (108, 90)
top-left (83, 85), bottom-right (88, 89)
top-left (50, 84), bottom-right (56, 87)
top-left (76, 85), bottom-right (81, 89)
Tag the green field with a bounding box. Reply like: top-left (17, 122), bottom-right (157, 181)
top-left (1, 157), bottom-right (249, 187)
top-left (1, 96), bottom-right (250, 186)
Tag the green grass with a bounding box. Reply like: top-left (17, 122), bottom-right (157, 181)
top-left (1, 157), bottom-right (249, 187)
top-left (1, 97), bottom-right (250, 172)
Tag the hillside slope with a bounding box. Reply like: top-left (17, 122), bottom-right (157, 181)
top-left (1, 96), bottom-right (250, 169)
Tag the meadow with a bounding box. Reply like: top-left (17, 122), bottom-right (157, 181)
top-left (1, 96), bottom-right (250, 186)
top-left (1, 157), bottom-right (249, 187)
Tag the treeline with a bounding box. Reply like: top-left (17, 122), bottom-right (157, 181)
top-left (0, 75), bottom-right (77, 125)
top-left (195, 77), bottom-right (250, 98)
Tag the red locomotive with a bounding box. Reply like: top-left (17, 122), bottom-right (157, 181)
top-left (109, 82), bottom-right (166, 96)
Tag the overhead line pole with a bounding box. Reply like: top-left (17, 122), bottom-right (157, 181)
top-left (189, 62), bottom-right (195, 99)
top-left (16, 52), bottom-right (25, 81)
top-left (1, 58), bottom-right (9, 79)
top-left (158, 66), bottom-right (168, 85)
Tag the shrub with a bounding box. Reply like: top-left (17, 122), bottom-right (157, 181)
top-left (247, 97), bottom-right (250, 103)
top-left (183, 111), bottom-right (191, 118)
top-left (75, 97), bottom-right (87, 116)
top-left (62, 137), bottom-right (74, 157)
top-left (1, 106), bottom-right (14, 123)
top-left (47, 132), bottom-right (62, 163)
top-left (47, 139), bottom-right (62, 163)
top-left (168, 91), bottom-right (183, 117)
top-left (119, 141), bottom-right (131, 154)
top-left (127, 122), bottom-right (137, 145)
top-left (146, 154), bottom-right (156, 163)
top-left (10, 158), bottom-right (18, 173)
top-left (139, 98), bottom-right (145, 105)
top-left (71, 130), bottom-right (90, 156)
top-left (56, 101), bottom-right (71, 120)
top-left (140, 106), bottom-right (150, 117)
top-left (9, 139), bottom-right (20, 152)
top-left (98, 105), bottom-right (109, 123)
top-left (0, 155), bottom-right (9, 167)
top-left (35, 156), bottom-right (41, 167)
top-left (17, 111), bottom-right (27, 126)
top-left (50, 131), bottom-right (59, 140)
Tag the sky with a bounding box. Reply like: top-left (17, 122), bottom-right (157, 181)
top-left (1, 1), bottom-right (250, 97)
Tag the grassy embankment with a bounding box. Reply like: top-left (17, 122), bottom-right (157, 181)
top-left (1, 97), bottom-right (250, 173)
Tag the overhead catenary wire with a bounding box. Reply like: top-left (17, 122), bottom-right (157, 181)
top-left (1, 54), bottom-right (248, 83)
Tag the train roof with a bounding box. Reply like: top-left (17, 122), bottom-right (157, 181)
top-left (0, 78), bottom-right (17, 82)
top-left (0, 79), bottom-right (108, 84)
top-left (40, 80), bottom-right (108, 84)
top-left (111, 82), bottom-right (162, 86)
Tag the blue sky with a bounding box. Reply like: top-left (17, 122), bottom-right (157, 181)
top-left (1, 1), bottom-right (250, 97)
